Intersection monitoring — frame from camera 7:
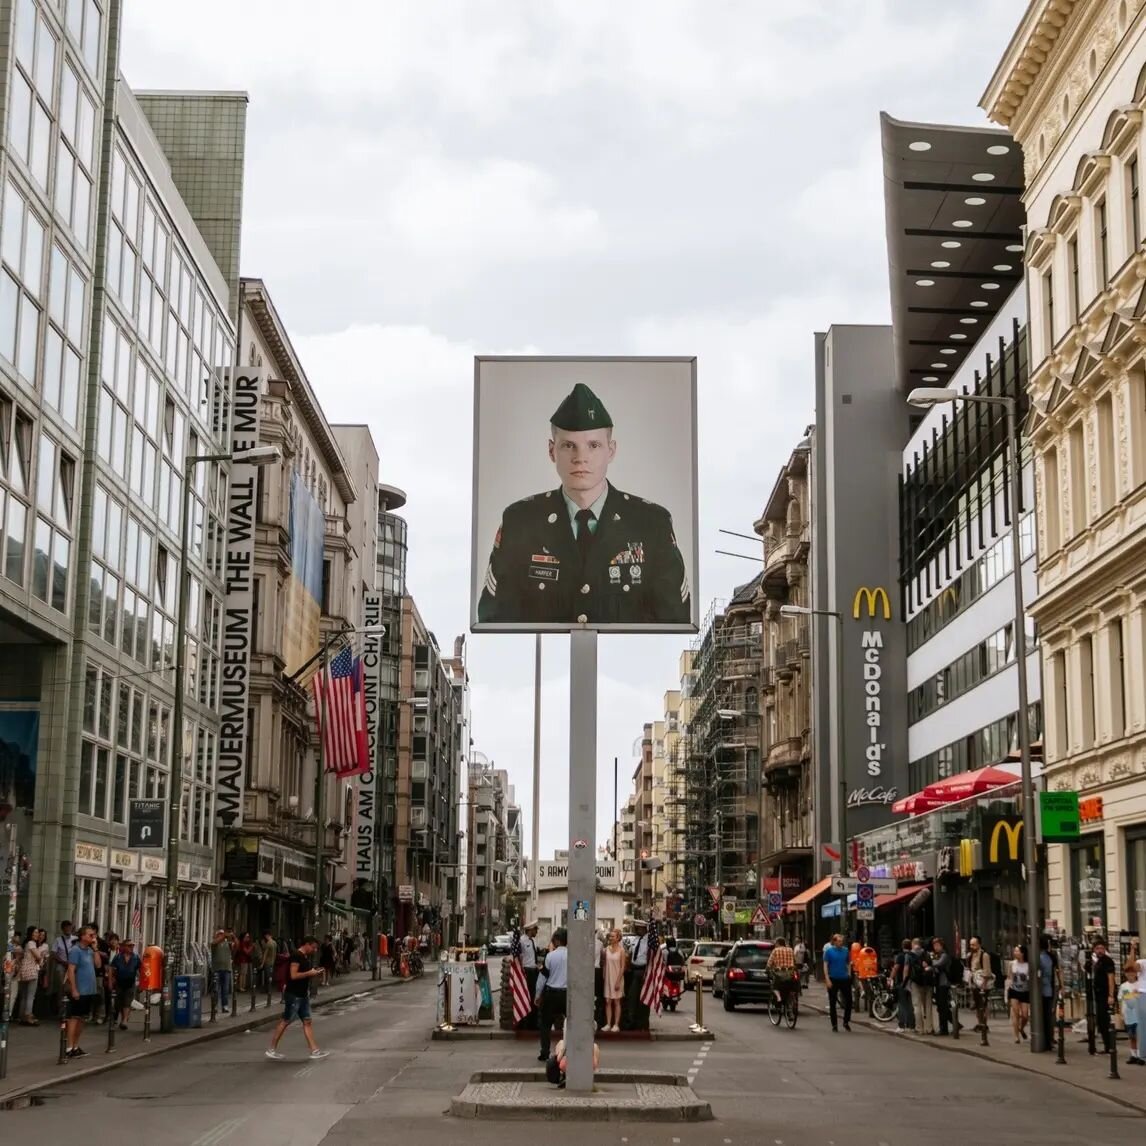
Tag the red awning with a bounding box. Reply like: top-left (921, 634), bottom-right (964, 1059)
top-left (891, 792), bottom-right (949, 815)
top-left (875, 885), bottom-right (922, 910)
top-left (921, 766), bottom-right (1016, 801)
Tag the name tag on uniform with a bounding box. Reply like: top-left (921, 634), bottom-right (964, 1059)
top-left (529, 564), bottom-right (559, 582)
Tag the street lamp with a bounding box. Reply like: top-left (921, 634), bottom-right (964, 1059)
top-left (779, 604), bottom-right (848, 921)
top-left (908, 384), bottom-right (1039, 1054)
top-left (163, 445), bottom-right (279, 1031)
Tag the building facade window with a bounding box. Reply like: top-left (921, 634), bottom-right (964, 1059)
top-left (1070, 835), bottom-right (1107, 936)
top-left (1129, 155), bottom-right (1141, 250)
top-left (1126, 829), bottom-right (1146, 942)
top-left (1079, 633), bottom-right (1096, 749)
top-left (1096, 197), bottom-right (1109, 288)
top-left (1043, 268), bottom-right (1055, 345)
top-left (1068, 235), bottom-right (1081, 321)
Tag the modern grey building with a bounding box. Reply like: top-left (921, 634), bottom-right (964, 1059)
top-left (0, 0), bottom-right (247, 952)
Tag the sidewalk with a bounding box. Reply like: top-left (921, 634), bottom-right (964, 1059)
top-left (802, 982), bottom-right (1146, 1115)
top-left (0, 969), bottom-right (409, 1106)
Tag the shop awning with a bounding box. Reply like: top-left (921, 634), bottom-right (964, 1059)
top-left (821, 894), bottom-right (857, 919)
top-left (784, 876), bottom-right (833, 911)
top-left (893, 765), bottom-right (1020, 815)
top-left (875, 886), bottom-right (921, 910)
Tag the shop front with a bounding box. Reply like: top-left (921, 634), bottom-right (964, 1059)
top-left (222, 835), bottom-right (315, 940)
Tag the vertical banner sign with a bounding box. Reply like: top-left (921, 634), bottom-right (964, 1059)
top-left (217, 369), bottom-right (265, 828)
top-left (357, 594), bottom-right (383, 881)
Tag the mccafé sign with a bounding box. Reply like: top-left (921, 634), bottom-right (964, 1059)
top-left (853, 586), bottom-right (891, 782)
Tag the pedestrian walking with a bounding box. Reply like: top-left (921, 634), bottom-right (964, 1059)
top-left (535, 927), bottom-right (569, 1062)
top-left (1038, 935), bottom-right (1061, 1052)
top-left (1091, 937), bottom-right (1117, 1053)
top-left (108, 938), bottom-right (141, 1030)
top-left (210, 928), bottom-right (234, 1011)
top-left (14, 926), bottom-right (46, 1024)
top-left (967, 935), bottom-right (995, 1036)
top-left (793, 938), bottom-right (809, 988)
top-left (1006, 944), bottom-right (1030, 1043)
top-left (931, 938), bottom-right (954, 1036)
top-left (601, 928), bottom-right (628, 1032)
top-left (265, 936), bottom-right (329, 1060)
top-left (258, 930), bottom-right (278, 992)
top-left (823, 933), bottom-right (852, 1032)
top-left (1119, 962), bottom-right (1142, 1065)
top-left (891, 939), bottom-right (914, 1032)
top-left (319, 934), bottom-right (337, 985)
top-left (63, 925), bottom-right (103, 1059)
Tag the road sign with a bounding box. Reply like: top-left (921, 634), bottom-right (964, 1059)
top-left (722, 896), bottom-right (736, 911)
top-left (720, 907), bottom-right (735, 925)
top-left (693, 913), bottom-right (707, 927)
top-left (856, 865), bottom-right (871, 883)
top-left (754, 924), bottom-right (769, 935)
top-left (856, 883), bottom-right (875, 908)
top-left (1039, 790), bottom-right (1080, 842)
top-left (707, 886), bottom-right (721, 905)
top-left (128, 799), bottom-right (165, 849)
top-left (767, 892), bottom-right (783, 915)
top-left (857, 908), bottom-right (875, 922)
top-left (830, 876), bottom-right (897, 895)
top-left (751, 903), bottom-right (768, 925)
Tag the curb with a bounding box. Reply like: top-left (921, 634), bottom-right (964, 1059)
top-left (0, 976), bottom-right (410, 1108)
top-left (803, 1001), bottom-right (1146, 1117)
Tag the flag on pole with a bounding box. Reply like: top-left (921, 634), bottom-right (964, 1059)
top-left (131, 905), bottom-right (142, 935)
top-left (312, 645), bottom-right (369, 778)
top-left (508, 927), bottom-right (533, 1025)
top-left (640, 918), bottom-right (667, 1014)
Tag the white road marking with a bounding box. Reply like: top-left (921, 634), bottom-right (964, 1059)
top-left (692, 1058), bottom-right (704, 1066)
top-left (294, 1065), bottom-right (314, 1078)
top-left (191, 1116), bottom-right (246, 1146)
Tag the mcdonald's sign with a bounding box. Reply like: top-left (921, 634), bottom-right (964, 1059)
top-left (852, 586), bottom-right (892, 620)
top-left (982, 815), bottom-right (1024, 869)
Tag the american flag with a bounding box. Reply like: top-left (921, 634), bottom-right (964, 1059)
top-left (131, 905), bottom-right (142, 936)
top-left (313, 645), bottom-right (369, 778)
top-left (508, 927), bottom-right (533, 1025)
top-left (640, 918), bottom-right (667, 1014)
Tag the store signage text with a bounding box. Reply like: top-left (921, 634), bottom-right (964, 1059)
top-left (983, 814), bottom-right (1024, 868)
top-left (218, 369), bottom-right (264, 828)
top-left (534, 860), bottom-right (619, 889)
top-left (356, 593), bottom-right (383, 880)
top-left (1080, 796), bottom-right (1104, 824)
top-left (847, 785), bottom-right (897, 808)
top-left (860, 629), bottom-right (885, 778)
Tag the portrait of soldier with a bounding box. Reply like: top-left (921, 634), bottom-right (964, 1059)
top-left (477, 382), bottom-right (691, 625)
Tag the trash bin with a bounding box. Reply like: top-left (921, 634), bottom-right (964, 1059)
top-left (173, 974), bottom-right (204, 1029)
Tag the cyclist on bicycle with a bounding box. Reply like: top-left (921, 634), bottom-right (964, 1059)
top-left (767, 937), bottom-right (798, 1012)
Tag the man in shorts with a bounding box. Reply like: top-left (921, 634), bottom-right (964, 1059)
top-left (64, 925), bottom-right (104, 1058)
top-left (108, 938), bottom-right (141, 1030)
top-left (265, 935), bottom-right (329, 1060)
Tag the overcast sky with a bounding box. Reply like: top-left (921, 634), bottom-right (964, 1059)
top-left (121, 0), bottom-right (1027, 860)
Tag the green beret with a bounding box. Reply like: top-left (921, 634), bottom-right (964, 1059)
top-left (551, 383), bottom-right (612, 431)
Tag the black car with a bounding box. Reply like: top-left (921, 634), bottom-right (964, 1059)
top-left (711, 940), bottom-right (775, 1010)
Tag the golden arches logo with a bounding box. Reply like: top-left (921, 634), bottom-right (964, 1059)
top-left (988, 819), bottom-right (1023, 865)
top-left (852, 586), bottom-right (891, 621)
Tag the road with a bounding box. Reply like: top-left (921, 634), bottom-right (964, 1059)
top-left (1, 974), bottom-right (1138, 1143)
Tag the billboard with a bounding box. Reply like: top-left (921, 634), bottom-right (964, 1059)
top-left (218, 368), bottom-right (264, 828)
top-left (356, 592), bottom-right (383, 884)
top-left (470, 357), bottom-right (698, 633)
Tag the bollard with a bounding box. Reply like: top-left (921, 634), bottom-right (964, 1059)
top-left (143, 991), bottom-right (152, 1043)
top-left (208, 972), bottom-right (217, 1024)
top-left (265, 969), bottom-right (272, 1010)
top-left (1056, 993), bottom-right (1067, 1065)
top-left (952, 989), bottom-right (960, 1041)
top-left (230, 976), bottom-right (238, 1018)
top-left (57, 995), bottom-right (69, 1064)
top-left (441, 971), bottom-right (453, 1031)
top-left (106, 986), bottom-right (117, 1053)
top-left (248, 970), bottom-right (257, 1013)
top-left (1109, 1024), bottom-right (1120, 1079)
top-left (1085, 963), bottom-right (1096, 1055)
top-left (690, 975), bottom-right (706, 1033)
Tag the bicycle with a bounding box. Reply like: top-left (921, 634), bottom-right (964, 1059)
top-left (408, 952), bottom-right (424, 978)
top-left (767, 983), bottom-right (798, 1029)
top-left (869, 978), bottom-right (898, 1024)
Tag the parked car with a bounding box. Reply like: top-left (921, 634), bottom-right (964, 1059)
top-left (711, 940), bottom-right (776, 1009)
top-left (487, 934), bottom-right (512, 956)
top-left (686, 940), bottom-right (731, 988)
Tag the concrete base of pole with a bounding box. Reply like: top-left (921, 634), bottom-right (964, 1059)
top-left (450, 1069), bottom-right (713, 1122)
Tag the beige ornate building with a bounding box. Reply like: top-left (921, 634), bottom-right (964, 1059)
top-left (985, 0), bottom-right (1146, 937)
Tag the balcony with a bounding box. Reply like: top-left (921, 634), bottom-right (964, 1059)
top-left (774, 641), bottom-right (798, 680)
top-left (763, 736), bottom-right (803, 784)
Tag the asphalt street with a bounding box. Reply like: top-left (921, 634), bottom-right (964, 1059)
top-left (1, 974), bottom-right (1140, 1144)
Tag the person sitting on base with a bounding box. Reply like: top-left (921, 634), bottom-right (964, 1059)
top-left (546, 1037), bottom-right (601, 1090)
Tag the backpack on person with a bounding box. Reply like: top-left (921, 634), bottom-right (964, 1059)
top-left (909, 951), bottom-right (935, 987)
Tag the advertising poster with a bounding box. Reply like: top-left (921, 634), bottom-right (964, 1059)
top-left (282, 470), bottom-right (325, 676)
top-left (470, 357), bottom-right (698, 633)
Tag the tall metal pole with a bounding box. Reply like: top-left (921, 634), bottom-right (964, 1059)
top-left (566, 630), bottom-right (598, 1094)
top-left (1005, 396), bottom-right (1041, 1054)
top-left (313, 643), bottom-right (330, 936)
top-left (715, 809), bottom-right (723, 940)
top-left (531, 634), bottom-right (542, 922)
top-left (613, 756), bottom-right (618, 862)
top-left (834, 612), bottom-right (849, 926)
top-left (1, 823), bottom-right (18, 1080)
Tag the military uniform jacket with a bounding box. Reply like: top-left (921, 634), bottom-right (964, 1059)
top-left (478, 484), bottom-right (690, 626)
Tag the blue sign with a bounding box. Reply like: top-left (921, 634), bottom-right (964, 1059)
top-left (856, 883), bottom-right (875, 908)
top-left (768, 892), bottom-right (783, 915)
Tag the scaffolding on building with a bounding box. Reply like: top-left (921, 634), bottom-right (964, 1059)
top-left (681, 594), bottom-right (764, 926)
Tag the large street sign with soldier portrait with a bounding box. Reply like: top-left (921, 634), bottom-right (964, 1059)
top-left (471, 357), bottom-right (698, 633)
